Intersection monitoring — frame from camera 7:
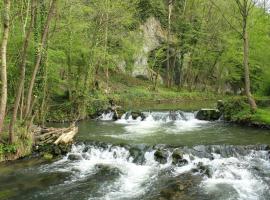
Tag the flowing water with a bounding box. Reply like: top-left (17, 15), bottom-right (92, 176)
top-left (1, 111), bottom-right (270, 200)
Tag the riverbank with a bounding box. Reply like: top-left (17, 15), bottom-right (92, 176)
top-left (0, 124), bottom-right (78, 163)
top-left (0, 125), bottom-right (32, 162)
top-left (46, 72), bottom-right (225, 122)
top-left (219, 97), bottom-right (270, 129)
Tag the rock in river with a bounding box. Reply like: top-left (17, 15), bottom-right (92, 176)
top-left (196, 109), bottom-right (221, 121)
top-left (154, 149), bottom-right (168, 164)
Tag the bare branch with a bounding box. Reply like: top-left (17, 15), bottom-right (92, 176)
top-left (209, 0), bottom-right (243, 37)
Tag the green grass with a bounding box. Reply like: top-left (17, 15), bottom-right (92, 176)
top-left (222, 97), bottom-right (270, 126)
top-left (251, 108), bottom-right (270, 125)
top-left (0, 124), bottom-right (33, 162)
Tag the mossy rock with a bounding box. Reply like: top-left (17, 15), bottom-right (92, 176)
top-left (154, 149), bottom-right (168, 164)
top-left (43, 153), bottom-right (53, 160)
top-left (196, 109), bottom-right (221, 121)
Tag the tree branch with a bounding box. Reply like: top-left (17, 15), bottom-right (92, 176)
top-left (209, 0), bottom-right (243, 37)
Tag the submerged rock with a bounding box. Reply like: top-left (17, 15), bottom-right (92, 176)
top-left (129, 144), bottom-right (148, 164)
top-left (196, 109), bottom-right (221, 121)
top-left (94, 164), bottom-right (122, 176)
top-left (130, 111), bottom-right (146, 120)
top-left (172, 149), bottom-right (188, 166)
top-left (154, 149), bottom-right (168, 164)
top-left (192, 162), bottom-right (212, 177)
top-left (68, 153), bottom-right (83, 161)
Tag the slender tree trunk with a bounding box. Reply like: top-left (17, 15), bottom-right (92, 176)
top-left (9, 0), bottom-right (37, 144)
top-left (67, 3), bottom-right (73, 101)
top-left (166, 0), bottom-right (172, 87)
top-left (104, 0), bottom-right (109, 90)
top-left (23, 0), bottom-right (31, 37)
top-left (0, 0), bottom-right (11, 135)
top-left (242, 16), bottom-right (257, 110)
top-left (25, 0), bottom-right (57, 117)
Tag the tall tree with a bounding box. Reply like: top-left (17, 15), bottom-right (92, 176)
top-left (166, 0), bottom-right (173, 87)
top-left (0, 0), bottom-right (11, 134)
top-left (8, 0), bottom-right (37, 143)
top-left (234, 0), bottom-right (257, 110)
top-left (25, 0), bottom-right (57, 118)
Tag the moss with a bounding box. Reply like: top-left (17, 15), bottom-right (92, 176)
top-left (0, 189), bottom-right (14, 200)
top-left (43, 153), bottom-right (53, 160)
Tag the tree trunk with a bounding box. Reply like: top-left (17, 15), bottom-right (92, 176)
top-left (25, 0), bottom-right (57, 118)
top-left (242, 16), bottom-right (257, 110)
top-left (104, 0), bottom-right (109, 90)
top-left (0, 0), bottom-right (11, 135)
top-left (166, 0), bottom-right (172, 87)
top-left (8, 0), bottom-right (37, 144)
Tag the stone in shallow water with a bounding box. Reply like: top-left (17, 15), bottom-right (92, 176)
top-left (196, 109), bottom-right (221, 121)
top-left (68, 153), bottom-right (83, 161)
top-left (154, 149), bottom-right (168, 164)
top-left (192, 162), bottom-right (212, 178)
top-left (172, 149), bottom-right (188, 166)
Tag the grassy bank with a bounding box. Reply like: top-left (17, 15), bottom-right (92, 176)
top-left (221, 97), bottom-right (270, 128)
top-left (0, 125), bottom-right (33, 162)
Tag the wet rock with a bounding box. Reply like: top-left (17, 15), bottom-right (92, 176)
top-left (190, 146), bottom-right (214, 160)
top-left (192, 162), bottom-right (212, 177)
top-left (68, 153), bottom-right (83, 161)
top-left (129, 144), bottom-right (149, 164)
top-left (217, 100), bottom-right (225, 113)
top-left (53, 145), bottom-right (63, 155)
top-left (196, 109), bottom-right (221, 121)
top-left (129, 147), bottom-right (145, 164)
top-left (154, 149), bottom-right (168, 164)
top-left (159, 174), bottom-right (199, 200)
top-left (131, 111), bottom-right (146, 120)
top-left (172, 149), bottom-right (188, 166)
top-left (169, 111), bottom-right (178, 121)
top-left (94, 164), bottom-right (122, 176)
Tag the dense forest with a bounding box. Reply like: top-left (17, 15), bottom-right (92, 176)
top-left (0, 0), bottom-right (270, 144)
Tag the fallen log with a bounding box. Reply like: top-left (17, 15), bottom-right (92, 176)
top-left (34, 125), bottom-right (78, 145)
top-left (54, 126), bottom-right (78, 145)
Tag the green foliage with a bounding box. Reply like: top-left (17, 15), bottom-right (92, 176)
top-left (2, 0), bottom-right (270, 126)
top-left (136, 0), bottom-right (167, 25)
top-left (0, 144), bottom-right (16, 154)
top-left (221, 98), bottom-right (270, 125)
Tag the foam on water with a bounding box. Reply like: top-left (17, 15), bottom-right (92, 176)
top-left (112, 111), bottom-right (209, 137)
top-left (98, 112), bottom-right (115, 121)
top-left (173, 151), bottom-right (270, 200)
top-left (40, 144), bottom-right (270, 200)
top-left (41, 144), bottom-right (163, 200)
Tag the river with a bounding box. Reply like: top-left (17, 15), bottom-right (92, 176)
top-left (0, 111), bottom-right (270, 200)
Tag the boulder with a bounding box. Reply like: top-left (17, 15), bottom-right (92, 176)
top-left (192, 162), bottom-right (212, 177)
top-left (154, 149), bottom-right (168, 164)
top-left (68, 153), bottom-right (83, 161)
top-left (172, 149), bottom-right (188, 166)
top-left (196, 109), bottom-right (221, 121)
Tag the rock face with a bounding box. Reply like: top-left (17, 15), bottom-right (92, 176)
top-left (196, 109), bottom-right (221, 121)
top-left (133, 17), bottom-right (166, 81)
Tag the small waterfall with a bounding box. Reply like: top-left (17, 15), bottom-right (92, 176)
top-left (41, 143), bottom-right (270, 200)
top-left (98, 111), bottom-right (115, 121)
